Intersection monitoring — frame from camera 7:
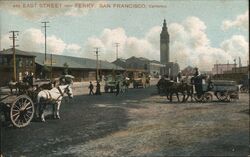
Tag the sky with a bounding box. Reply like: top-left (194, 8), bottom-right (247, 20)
top-left (0, 0), bottom-right (249, 71)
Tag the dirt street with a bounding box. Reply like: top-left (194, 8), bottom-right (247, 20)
top-left (1, 81), bottom-right (249, 157)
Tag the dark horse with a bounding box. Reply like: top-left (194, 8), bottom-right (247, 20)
top-left (157, 79), bottom-right (193, 102)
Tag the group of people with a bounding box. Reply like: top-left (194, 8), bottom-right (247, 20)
top-left (88, 81), bottom-right (101, 95)
top-left (88, 81), bottom-right (123, 96)
top-left (22, 71), bottom-right (35, 86)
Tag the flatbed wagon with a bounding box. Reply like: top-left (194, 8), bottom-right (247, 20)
top-left (194, 79), bottom-right (239, 102)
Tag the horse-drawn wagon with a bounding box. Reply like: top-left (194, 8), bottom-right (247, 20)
top-left (104, 74), bottom-right (129, 93)
top-left (157, 75), bottom-right (239, 103)
top-left (193, 79), bottom-right (239, 102)
top-left (132, 75), bottom-right (150, 88)
top-left (0, 79), bottom-right (52, 128)
top-left (0, 75), bottom-right (74, 127)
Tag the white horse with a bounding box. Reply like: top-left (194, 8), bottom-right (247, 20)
top-left (36, 84), bottom-right (73, 122)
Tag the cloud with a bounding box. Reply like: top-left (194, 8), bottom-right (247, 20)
top-left (222, 10), bottom-right (249, 31)
top-left (18, 28), bottom-right (44, 52)
top-left (83, 27), bottom-right (160, 62)
top-left (168, 16), bottom-right (248, 70)
top-left (0, 1), bottom-right (105, 20)
top-left (0, 28), bottom-right (82, 56)
top-left (83, 16), bottom-right (248, 71)
top-left (1, 16), bottom-right (248, 71)
top-left (66, 44), bottom-right (81, 52)
top-left (220, 35), bottom-right (249, 64)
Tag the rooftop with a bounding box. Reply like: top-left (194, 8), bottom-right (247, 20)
top-left (0, 48), bottom-right (36, 57)
top-left (0, 48), bottom-right (124, 70)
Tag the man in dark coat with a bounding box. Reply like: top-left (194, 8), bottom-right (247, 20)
top-left (193, 67), bottom-right (202, 97)
top-left (88, 81), bottom-right (94, 95)
top-left (95, 81), bottom-right (101, 95)
top-left (115, 81), bottom-right (120, 96)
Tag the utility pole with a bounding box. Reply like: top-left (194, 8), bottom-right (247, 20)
top-left (114, 42), bottom-right (120, 60)
top-left (50, 53), bottom-right (53, 80)
top-left (9, 31), bottom-right (19, 82)
top-left (94, 47), bottom-right (100, 81)
top-left (41, 21), bottom-right (49, 62)
top-left (216, 60), bottom-right (218, 75)
top-left (114, 42), bottom-right (120, 71)
top-left (233, 59), bottom-right (236, 73)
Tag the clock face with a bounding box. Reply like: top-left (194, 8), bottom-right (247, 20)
top-left (161, 43), bottom-right (167, 50)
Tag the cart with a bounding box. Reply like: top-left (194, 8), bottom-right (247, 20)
top-left (0, 79), bottom-right (52, 128)
top-left (193, 79), bottom-right (239, 102)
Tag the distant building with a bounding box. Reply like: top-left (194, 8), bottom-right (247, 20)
top-left (181, 66), bottom-right (194, 76)
top-left (213, 65), bottom-right (249, 83)
top-left (211, 63), bottom-right (236, 75)
top-left (161, 62), bottom-right (180, 79)
top-left (112, 58), bottom-right (126, 69)
top-left (224, 66), bottom-right (249, 74)
top-left (149, 60), bottom-right (165, 77)
top-left (0, 48), bottom-right (36, 86)
top-left (160, 19), bottom-right (180, 78)
top-left (34, 52), bottom-right (124, 81)
top-left (112, 56), bottom-right (165, 78)
top-left (0, 48), bottom-right (124, 86)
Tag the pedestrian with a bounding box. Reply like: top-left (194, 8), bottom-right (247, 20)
top-left (193, 67), bottom-right (200, 77)
top-left (177, 71), bottom-right (182, 83)
top-left (95, 81), bottom-right (101, 95)
top-left (88, 81), bottom-right (94, 95)
top-left (23, 71), bottom-right (29, 83)
top-left (115, 81), bottom-right (120, 96)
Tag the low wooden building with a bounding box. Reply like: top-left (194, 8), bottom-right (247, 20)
top-left (0, 48), bottom-right (124, 86)
top-left (34, 52), bottom-right (124, 82)
top-left (0, 48), bottom-right (36, 86)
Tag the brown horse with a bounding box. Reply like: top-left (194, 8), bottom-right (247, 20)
top-left (160, 79), bottom-right (193, 102)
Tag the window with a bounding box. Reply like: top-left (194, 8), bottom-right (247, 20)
top-left (29, 59), bottom-right (33, 66)
top-left (2, 57), bottom-right (8, 65)
top-left (18, 57), bottom-right (23, 67)
top-left (25, 58), bottom-right (31, 67)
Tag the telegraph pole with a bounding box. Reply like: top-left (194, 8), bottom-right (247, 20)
top-left (216, 60), bottom-right (218, 75)
top-left (233, 59), bottom-right (236, 73)
top-left (9, 31), bottom-right (19, 82)
top-left (42, 21), bottom-right (49, 62)
top-left (50, 53), bottom-right (53, 80)
top-left (94, 47), bottom-right (100, 81)
top-left (114, 42), bottom-right (120, 60)
top-left (114, 42), bottom-right (120, 71)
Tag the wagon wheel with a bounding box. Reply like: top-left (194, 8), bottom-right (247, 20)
top-left (10, 95), bottom-right (34, 128)
top-left (215, 91), bottom-right (229, 101)
top-left (240, 86), bottom-right (248, 93)
top-left (203, 92), bottom-right (213, 102)
top-left (193, 93), bottom-right (204, 102)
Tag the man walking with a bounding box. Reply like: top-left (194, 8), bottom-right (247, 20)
top-left (88, 81), bottom-right (94, 95)
top-left (115, 81), bottom-right (120, 96)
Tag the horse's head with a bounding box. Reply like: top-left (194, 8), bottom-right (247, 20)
top-left (65, 85), bottom-right (74, 99)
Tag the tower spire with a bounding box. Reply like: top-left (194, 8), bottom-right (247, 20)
top-left (163, 19), bottom-right (166, 27)
top-left (162, 19), bottom-right (167, 31)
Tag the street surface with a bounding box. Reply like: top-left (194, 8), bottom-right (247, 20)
top-left (1, 79), bottom-right (249, 157)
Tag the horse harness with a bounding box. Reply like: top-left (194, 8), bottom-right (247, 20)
top-left (43, 85), bottom-right (69, 103)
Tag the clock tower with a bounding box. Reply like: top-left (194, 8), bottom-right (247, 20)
top-left (160, 19), bottom-right (169, 64)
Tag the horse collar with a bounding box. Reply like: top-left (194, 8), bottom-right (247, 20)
top-left (57, 86), bottom-right (64, 96)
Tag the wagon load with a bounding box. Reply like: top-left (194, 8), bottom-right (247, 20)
top-left (194, 79), bottom-right (239, 102)
top-left (211, 80), bottom-right (238, 91)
